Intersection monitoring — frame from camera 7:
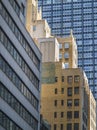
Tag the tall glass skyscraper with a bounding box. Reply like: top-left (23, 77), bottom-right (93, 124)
top-left (38, 0), bottom-right (97, 100)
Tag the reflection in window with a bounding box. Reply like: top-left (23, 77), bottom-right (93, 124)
top-left (67, 99), bottom-right (72, 107)
top-left (74, 75), bottom-right (80, 82)
top-left (67, 111), bottom-right (72, 119)
top-left (64, 63), bottom-right (69, 68)
top-left (64, 52), bottom-right (69, 59)
top-left (64, 43), bottom-right (69, 49)
top-left (67, 76), bottom-right (73, 83)
top-left (59, 53), bottom-right (62, 59)
top-left (67, 88), bottom-right (72, 96)
top-left (74, 99), bottom-right (79, 106)
top-left (67, 123), bottom-right (72, 130)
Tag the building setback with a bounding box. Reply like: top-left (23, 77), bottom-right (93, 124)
top-left (38, 0), bottom-right (97, 101)
top-left (0, 0), bottom-right (42, 130)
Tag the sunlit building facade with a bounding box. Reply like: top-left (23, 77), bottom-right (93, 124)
top-left (41, 63), bottom-right (96, 130)
top-left (38, 0), bottom-right (97, 100)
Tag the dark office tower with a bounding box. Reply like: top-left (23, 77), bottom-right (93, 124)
top-left (0, 0), bottom-right (41, 130)
top-left (38, 0), bottom-right (97, 100)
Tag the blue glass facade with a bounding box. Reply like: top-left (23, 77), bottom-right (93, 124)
top-left (38, 0), bottom-right (97, 100)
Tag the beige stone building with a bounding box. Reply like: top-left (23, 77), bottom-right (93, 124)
top-left (41, 62), bottom-right (92, 130)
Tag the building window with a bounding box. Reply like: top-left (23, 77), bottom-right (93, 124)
top-left (21, 3), bottom-right (25, 15)
top-left (67, 99), bottom-right (72, 107)
top-left (54, 100), bottom-right (57, 106)
top-left (67, 76), bottom-right (73, 83)
top-left (55, 77), bottom-right (58, 82)
top-left (61, 112), bottom-right (64, 118)
top-left (74, 111), bottom-right (79, 118)
top-left (74, 75), bottom-right (80, 82)
top-left (33, 25), bottom-right (36, 31)
top-left (54, 112), bottom-right (57, 118)
top-left (61, 88), bottom-right (64, 94)
top-left (0, 111), bottom-right (23, 130)
top-left (55, 88), bottom-right (58, 94)
top-left (67, 111), bottom-right (72, 119)
top-left (74, 123), bottom-right (79, 130)
top-left (64, 63), bottom-right (69, 68)
top-left (59, 44), bottom-right (62, 49)
top-left (64, 43), bottom-right (69, 49)
top-left (60, 124), bottom-right (64, 130)
top-left (74, 87), bottom-right (79, 94)
top-left (67, 123), bottom-right (72, 130)
top-left (64, 52), bottom-right (69, 59)
top-left (62, 76), bottom-right (64, 82)
top-left (67, 88), bottom-right (72, 96)
top-left (54, 124), bottom-right (57, 130)
top-left (74, 99), bottom-right (79, 106)
top-left (59, 53), bottom-right (62, 59)
top-left (61, 100), bottom-right (64, 106)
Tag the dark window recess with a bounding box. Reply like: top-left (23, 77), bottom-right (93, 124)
top-left (74, 99), bottom-right (79, 106)
top-left (55, 88), bottom-right (58, 94)
top-left (62, 76), bottom-right (64, 82)
top-left (67, 99), bottom-right (72, 107)
top-left (54, 124), bottom-right (57, 130)
top-left (74, 123), bottom-right (79, 130)
top-left (67, 88), bottom-right (72, 96)
top-left (54, 100), bottom-right (57, 106)
top-left (74, 111), bottom-right (79, 118)
top-left (55, 77), bottom-right (58, 82)
top-left (67, 111), bottom-right (72, 119)
top-left (67, 123), bottom-right (72, 130)
top-left (54, 112), bottom-right (57, 118)
top-left (74, 87), bottom-right (79, 94)
top-left (61, 100), bottom-right (64, 106)
top-left (61, 112), bottom-right (64, 118)
top-left (60, 124), bottom-right (64, 130)
top-left (61, 88), bottom-right (64, 94)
